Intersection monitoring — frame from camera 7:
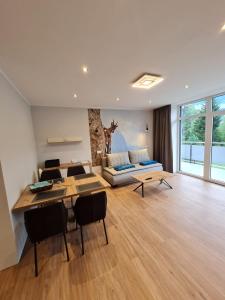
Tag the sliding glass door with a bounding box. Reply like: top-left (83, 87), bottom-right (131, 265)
top-left (210, 95), bottom-right (225, 182)
top-left (179, 94), bottom-right (225, 184)
top-left (179, 99), bottom-right (206, 177)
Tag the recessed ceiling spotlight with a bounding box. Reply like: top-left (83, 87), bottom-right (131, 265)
top-left (149, 100), bottom-right (152, 104)
top-left (185, 84), bottom-right (189, 89)
top-left (221, 23), bottom-right (225, 31)
top-left (116, 97), bottom-right (120, 101)
top-left (82, 65), bottom-right (88, 73)
top-left (132, 73), bottom-right (164, 89)
top-left (73, 93), bottom-right (78, 98)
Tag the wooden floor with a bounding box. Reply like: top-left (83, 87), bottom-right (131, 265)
top-left (1, 174), bottom-right (225, 300)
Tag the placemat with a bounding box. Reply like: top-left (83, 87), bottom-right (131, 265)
top-left (33, 189), bottom-right (66, 202)
top-left (76, 181), bottom-right (103, 193)
top-left (74, 173), bottom-right (96, 180)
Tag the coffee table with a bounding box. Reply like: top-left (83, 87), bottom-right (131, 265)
top-left (132, 170), bottom-right (173, 197)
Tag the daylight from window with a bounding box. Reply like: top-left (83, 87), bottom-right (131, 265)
top-left (179, 94), bottom-right (225, 182)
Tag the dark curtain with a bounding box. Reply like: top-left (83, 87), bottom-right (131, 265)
top-left (153, 105), bottom-right (173, 172)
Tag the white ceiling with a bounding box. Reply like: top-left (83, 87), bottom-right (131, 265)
top-left (1, 0), bottom-right (225, 110)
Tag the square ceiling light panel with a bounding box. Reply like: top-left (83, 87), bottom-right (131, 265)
top-left (132, 73), bottom-right (164, 89)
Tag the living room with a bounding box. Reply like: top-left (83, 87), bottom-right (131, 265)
top-left (1, 1), bottom-right (225, 299)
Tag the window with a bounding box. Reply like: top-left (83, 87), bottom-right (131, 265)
top-left (212, 94), bottom-right (225, 112)
top-left (179, 94), bottom-right (225, 183)
top-left (181, 99), bottom-right (206, 117)
top-left (179, 100), bottom-right (206, 177)
top-left (210, 115), bottom-right (225, 182)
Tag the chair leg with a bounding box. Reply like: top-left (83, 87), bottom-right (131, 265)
top-left (63, 232), bottom-right (70, 261)
top-left (34, 242), bottom-right (38, 277)
top-left (102, 219), bottom-right (109, 244)
top-left (80, 225), bottom-right (84, 255)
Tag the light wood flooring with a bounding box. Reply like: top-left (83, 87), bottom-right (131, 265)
top-left (1, 174), bottom-right (225, 300)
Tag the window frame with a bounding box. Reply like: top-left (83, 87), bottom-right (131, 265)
top-left (177, 92), bottom-right (225, 185)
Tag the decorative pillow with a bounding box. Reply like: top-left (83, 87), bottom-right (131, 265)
top-left (107, 152), bottom-right (130, 168)
top-left (129, 149), bottom-right (150, 164)
top-left (139, 160), bottom-right (157, 166)
top-left (114, 164), bottom-right (135, 171)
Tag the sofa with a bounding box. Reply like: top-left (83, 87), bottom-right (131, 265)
top-left (102, 149), bottom-right (163, 186)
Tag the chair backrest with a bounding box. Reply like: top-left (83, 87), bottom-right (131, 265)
top-left (74, 191), bottom-right (107, 225)
top-left (40, 169), bottom-right (62, 181)
top-left (45, 159), bottom-right (60, 168)
top-left (67, 165), bottom-right (85, 177)
top-left (24, 202), bottom-right (67, 243)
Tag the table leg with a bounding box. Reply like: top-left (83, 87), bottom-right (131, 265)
top-left (160, 178), bottom-right (173, 189)
top-left (133, 183), bottom-right (143, 192)
top-left (133, 183), bottom-right (144, 197)
top-left (141, 183), bottom-right (144, 197)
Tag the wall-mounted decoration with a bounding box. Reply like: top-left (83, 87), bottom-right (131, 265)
top-left (88, 109), bottom-right (119, 166)
top-left (88, 109), bottom-right (106, 166)
top-left (88, 109), bottom-right (151, 166)
top-left (104, 120), bottom-right (118, 154)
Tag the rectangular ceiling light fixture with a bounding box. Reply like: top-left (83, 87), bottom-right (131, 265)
top-left (132, 73), bottom-right (164, 89)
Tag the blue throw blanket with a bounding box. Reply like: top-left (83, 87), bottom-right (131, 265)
top-left (114, 164), bottom-right (135, 171)
top-left (139, 160), bottom-right (158, 166)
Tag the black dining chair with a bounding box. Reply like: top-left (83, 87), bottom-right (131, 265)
top-left (67, 165), bottom-right (86, 210)
top-left (24, 202), bottom-right (69, 277)
top-left (40, 169), bottom-right (62, 182)
top-left (73, 191), bottom-right (108, 255)
top-left (45, 159), bottom-right (60, 169)
top-left (67, 165), bottom-right (86, 177)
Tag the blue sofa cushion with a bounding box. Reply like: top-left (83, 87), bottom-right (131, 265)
top-left (114, 164), bottom-right (135, 171)
top-left (139, 160), bottom-right (158, 166)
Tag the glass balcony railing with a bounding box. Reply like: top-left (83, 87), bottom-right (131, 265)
top-left (180, 142), bottom-right (225, 181)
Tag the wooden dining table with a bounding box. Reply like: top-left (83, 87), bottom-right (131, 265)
top-left (12, 173), bottom-right (110, 212)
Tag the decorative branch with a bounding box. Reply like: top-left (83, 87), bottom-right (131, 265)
top-left (103, 120), bottom-right (118, 154)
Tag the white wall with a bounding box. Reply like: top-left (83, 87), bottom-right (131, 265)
top-left (32, 106), bottom-right (91, 167)
top-left (101, 109), bottom-right (153, 158)
top-left (0, 71), bottom-right (37, 270)
top-left (0, 162), bottom-right (17, 270)
top-left (32, 107), bottom-right (153, 169)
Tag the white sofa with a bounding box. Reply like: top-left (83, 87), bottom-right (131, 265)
top-left (102, 149), bottom-right (163, 186)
